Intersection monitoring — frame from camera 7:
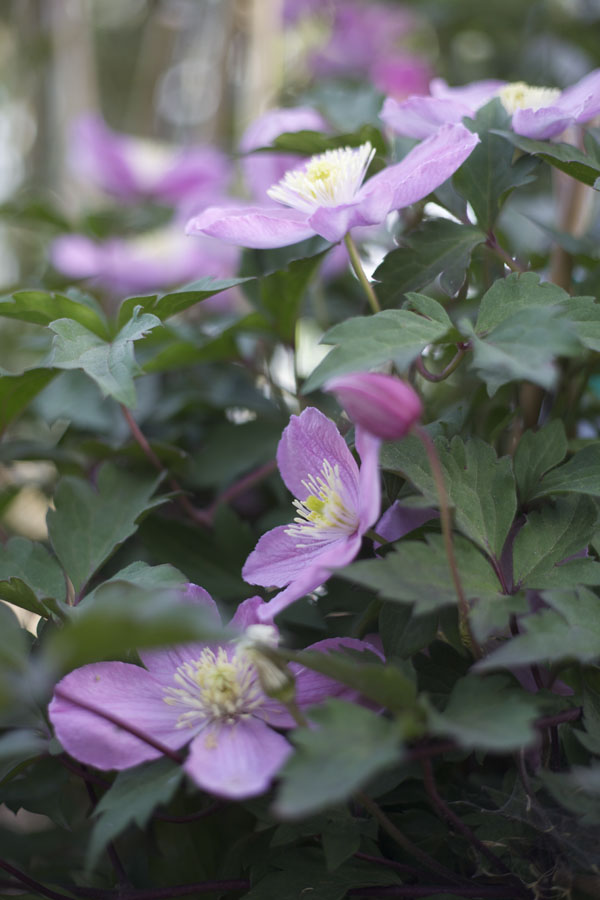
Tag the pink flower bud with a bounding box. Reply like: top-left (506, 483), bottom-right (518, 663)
top-left (324, 372), bottom-right (422, 441)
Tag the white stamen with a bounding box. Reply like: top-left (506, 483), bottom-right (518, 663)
top-left (267, 142), bottom-right (375, 214)
top-left (285, 457), bottom-right (359, 546)
top-left (163, 646), bottom-right (263, 729)
top-left (497, 82), bottom-right (561, 116)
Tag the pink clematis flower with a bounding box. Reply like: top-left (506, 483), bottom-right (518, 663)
top-left (186, 123), bottom-right (478, 249)
top-left (240, 106), bottom-right (329, 202)
top-left (381, 69), bottom-right (600, 141)
top-left (50, 226), bottom-right (241, 304)
top-left (49, 585), bottom-right (380, 800)
top-left (324, 372), bottom-right (422, 442)
top-left (243, 407), bottom-right (381, 622)
top-left (70, 114), bottom-right (231, 205)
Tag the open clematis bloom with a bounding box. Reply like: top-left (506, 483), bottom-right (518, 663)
top-left (51, 226), bottom-right (241, 304)
top-left (70, 114), bottom-right (231, 205)
top-left (243, 407), bottom-right (381, 622)
top-left (324, 372), bottom-right (422, 442)
top-left (381, 69), bottom-right (600, 141)
top-left (186, 123), bottom-right (478, 249)
top-left (240, 106), bottom-right (329, 202)
top-left (49, 585), bottom-right (381, 800)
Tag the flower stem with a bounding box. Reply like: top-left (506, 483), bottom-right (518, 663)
top-left (413, 425), bottom-right (481, 659)
top-left (344, 233), bottom-right (381, 313)
top-left (415, 346), bottom-right (467, 383)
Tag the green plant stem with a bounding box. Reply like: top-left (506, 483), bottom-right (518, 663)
top-left (415, 346), bottom-right (467, 383)
top-left (344, 233), bottom-right (381, 313)
top-left (413, 425), bottom-right (482, 659)
top-left (486, 232), bottom-right (524, 273)
top-left (365, 528), bottom-right (388, 544)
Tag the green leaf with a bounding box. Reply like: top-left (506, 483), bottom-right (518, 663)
top-left (87, 758), bottom-right (183, 869)
top-left (303, 307), bottom-right (451, 392)
top-left (428, 675), bottom-right (540, 751)
top-left (453, 99), bottom-right (539, 229)
top-left (116, 276), bottom-right (253, 330)
top-left (512, 495), bottom-right (598, 589)
top-left (533, 443), bottom-right (600, 499)
top-left (476, 587), bottom-right (600, 670)
top-left (381, 434), bottom-right (517, 559)
top-left (475, 272), bottom-right (571, 334)
top-left (82, 560), bottom-right (187, 604)
top-left (513, 420), bottom-right (568, 503)
top-left (281, 646), bottom-right (417, 713)
top-left (271, 124), bottom-right (387, 159)
top-left (0, 290), bottom-right (109, 338)
top-left (258, 251), bottom-right (328, 342)
top-left (542, 765), bottom-right (600, 825)
top-left (0, 538), bottom-right (66, 616)
top-left (379, 602), bottom-right (439, 658)
top-left (373, 219), bottom-right (486, 302)
top-left (0, 368), bottom-right (58, 431)
top-left (465, 307), bottom-right (582, 395)
top-left (47, 463), bottom-right (164, 595)
top-left (42, 582), bottom-right (229, 672)
top-left (495, 130), bottom-right (600, 187)
top-left (557, 296), bottom-right (600, 352)
top-left (189, 419), bottom-right (282, 488)
top-left (49, 308), bottom-right (161, 407)
top-left (470, 593), bottom-right (529, 644)
top-left (340, 534), bottom-right (501, 613)
top-left (274, 700), bottom-right (402, 818)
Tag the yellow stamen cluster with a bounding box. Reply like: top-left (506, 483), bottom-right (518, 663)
top-left (163, 647), bottom-right (263, 728)
top-left (267, 142), bottom-right (375, 214)
top-left (285, 458), bottom-right (359, 546)
top-left (497, 82), bottom-right (561, 116)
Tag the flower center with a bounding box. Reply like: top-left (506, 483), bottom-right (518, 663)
top-left (497, 82), bottom-right (561, 116)
top-left (285, 458), bottom-right (359, 546)
top-left (267, 142), bottom-right (375, 213)
top-left (163, 647), bottom-right (263, 728)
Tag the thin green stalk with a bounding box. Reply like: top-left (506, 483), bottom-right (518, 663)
top-left (413, 425), bottom-right (482, 659)
top-left (344, 233), bottom-right (381, 313)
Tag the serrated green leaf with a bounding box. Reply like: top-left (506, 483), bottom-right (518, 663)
top-left (533, 443), bottom-right (600, 499)
top-left (274, 700), bottom-right (402, 818)
top-left (303, 308), bottom-right (451, 392)
top-left (0, 538), bottom-right (66, 616)
top-left (512, 495), bottom-right (598, 589)
top-left (87, 758), bottom-right (183, 869)
top-left (116, 276), bottom-right (253, 330)
top-left (495, 130), bottom-right (600, 187)
top-left (340, 534), bottom-right (501, 613)
top-left (475, 272), bottom-right (571, 334)
top-left (0, 290), bottom-right (109, 338)
top-left (453, 99), bottom-right (539, 229)
top-left (381, 434), bottom-right (516, 559)
top-left (428, 675), bottom-right (540, 751)
top-left (374, 219), bottom-right (486, 303)
top-left (379, 602), bottom-right (439, 658)
top-left (271, 124), bottom-right (386, 160)
top-left (476, 587), bottom-right (600, 671)
top-left (49, 309), bottom-right (161, 407)
top-left (47, 463), bottom-right (164, 595)
top-left (0, 368), bottom-right (58, 431)
top-left (513, 420), bottom-right (568, 504)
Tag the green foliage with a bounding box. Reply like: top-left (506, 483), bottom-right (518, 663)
top-left (0, 537), bottom-right (66, 617)
top-left (116, 276), bottom-right (253, 329)
top-left (533, 443), bottom-right (600, 498)
top-left (0, 368), bottom-right (58, 430)
top-left (497, 129), bottom-right (600, 186)
top-left (275, 700), bottom-right (403, 818)
top-left (46, 463), bottom-right (164, 595)
top-left (513, 420), bottom-right (568, 503)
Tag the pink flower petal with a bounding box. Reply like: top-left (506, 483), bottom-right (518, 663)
top-left (229, 595), bottom-right (271, 630)
top-left (185, 716), bottom-right (291, 799)
top-left (355, 426), bottom-right (382, 533)
top-left (185, 205), bottom-right (314, 249)
top-left (49, 662), bottom-right (189, 771)
top-left (361, 123), bottom-right (479, 213)
top-left (511, 106), bottom-right (574, 140)
top-left (380, 95), bottom-right (475, 139)
top-left (242, 524), bottom-right (352, 589)
top-left (276, 407), bottom-right (359, 506)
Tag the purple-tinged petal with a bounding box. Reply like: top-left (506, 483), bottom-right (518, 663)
top-left (360, 123), bottom-right (479, 214)
top-left (276, 407), bottom-right (359, 506)
top-left (185, 716), bottom-right (291, 799)
top-left (375, 501), bottom-right (439, 545)
top-left (50, 235), bottom-right (101, 279)
top-left (511, 106), bottom-right (574, 140)
top-left (355, 426), bottom-right (381, 534)
top-left (139, 585), bottom-right (221, 679)
top-left (325, 372), bottom-right (422, 442)
top-left (556, 68), bottom-right (600, 123)
top-left (154, 147), bottom-right (231, 205)
top-left (185, 205), bottom-right (314, 249)
top-left (429, 77), bottom-right (505, 106)
top-left (71, 114), bottom-right (139, 200)
top-left (307, 195), bottom-right (391, 242)
top-left (371, 56), bottom-right (433, 101)
top-left (229, 595), bottom-right (271, 630)
top-left (255, 533), bottom-right (363, 622)
top-left (49, 662), bottom-right (188, 770)
top-left (242, 524), bottom-right (352, 589)
top-left (380, 95), bottom-right (474, 139)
